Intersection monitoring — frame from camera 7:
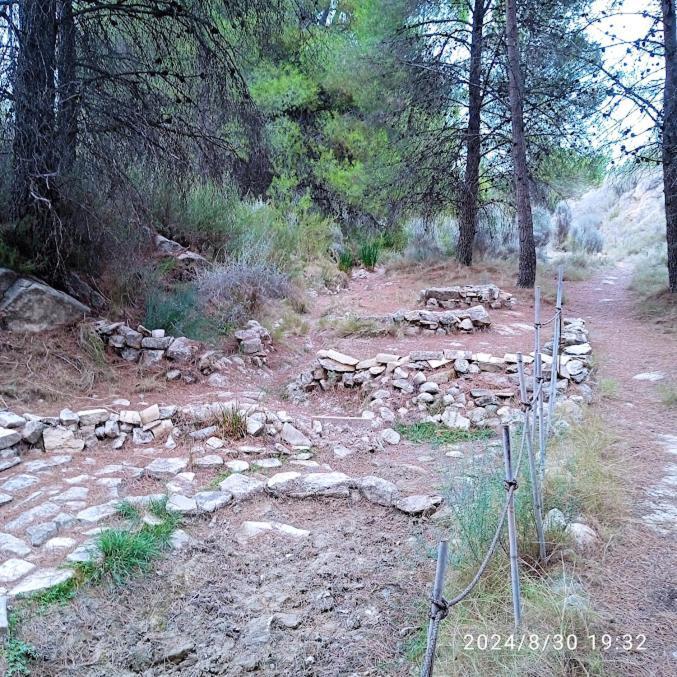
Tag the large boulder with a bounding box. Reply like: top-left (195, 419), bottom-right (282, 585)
top-left (0, 277), bottom-right (89, 332)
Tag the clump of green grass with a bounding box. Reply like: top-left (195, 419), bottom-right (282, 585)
top-left (116, 500), bottom-right (142, 522)
top-left (333, 314), bottom-right (390, 338)
top-left (208, 470), bottom-right (232, 489)
top-left (337, 249), bottom-right (355, 273)
top-left (29, 579), bottom-right (78, 608)
top-left (658, 382), bottom-right (677, 407)
top-left (358, 239), bottom-right (380, 269)
top-left (396, 422), bottom-right (493, 446)
top-left (219, 405), bottom-right (247, 439)
top-left (81, 499), bottom-right (179, 585)
top-left (599, 377), bottom-right (618, 399)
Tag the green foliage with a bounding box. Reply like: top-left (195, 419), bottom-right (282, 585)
top-left (29, 578), bottom-right (78, 607)
top-left (658, 382), bottom-right (677, 407)
top-left (144, 284), bottom-right (222, 342)
top-left (536, 148), bottom-right (607, 205)
top-left (358, 238), bottom-right (381, 269)
top-left (3, 637), bottom-right (37, 677)
top-left (337, 249), bottom-right (355, 273)
top-left (250, 64), bottom-right (319, 115)
top-left (395, 422), bottom-right (493, 446)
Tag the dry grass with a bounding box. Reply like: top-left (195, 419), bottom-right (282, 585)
top-left (218, 404), bottom-right (248, 439)
top-left (630, 259), bottom-right (677, 334)
top-left (425, 415), bottom-right (625, 676)
top-left (0, 324), bottom-right (115, 407)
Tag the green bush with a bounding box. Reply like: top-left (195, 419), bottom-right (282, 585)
top-left (338, 249), bottom-right (355, 272)
top-left (144, 285), bottom-right (221, 341)
top-left (358, 238), bottom-right (381, 269)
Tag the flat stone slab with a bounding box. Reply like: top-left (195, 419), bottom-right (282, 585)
top-left (395, 494), bottom-right (444, 516)
top-left (0, 533), bottom-right (31, 556)
top-left (194, 491), bottom-right (232, 512)
top-left (632, 372), bottom-right (665, 382)
top-left (23, 455), bottom-right (72, 472)
top-left (76, 502), bottom-right (118, 523)
top-left (266, 472), bottom-right (351, 499)
top-left (166, 494), bottom-right (198, 514)
top-left (6, 501), bottom-right (60, 531)
top-left (9, 568), bottom-right (74, 597)
top-left (218, 474), bottom-right (265, 500)
top-left (0, 558), bottom-right (36, 583)
top-left (238, 521), bottom-right (310, 541)
top-left (1, 474), bottom-right (39, 493)
top-left (145, 457), bottom-right (188, 479)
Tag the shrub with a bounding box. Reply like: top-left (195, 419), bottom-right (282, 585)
top-left (337, 249), bottom-right (355, 272)
top-left (532, 205), bottom-right (553, 249)
top-left (553, 201), bottom-right (571, 246)
top-left (144, 284), bottom-right (221, 341)
top-left (195, 256), bottom-right (293, 332)
top-left (358, 238), bottom-right (381, 269)
top-left (568, 221), bottom-right (604, 253)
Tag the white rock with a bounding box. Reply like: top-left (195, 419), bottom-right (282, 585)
top-left (0, 412), bottom-right (26, 429)
top-left (225, 460), bottom-right (249, 473)
top-left (9, 568), bottom-right (74, 597)
top-left (441, 408), bottom-right (471, 431)
top-left (1, 474), bottom-right (38, 492)
top-left (333, 445), bottom-right (353, 459)
top-left (566, 522), bottom-right (597, 551)
top-left (5, 502), bottom-right (59, 531)
top-left (166, 494), bottom-right (197, 514)
top-left (0, 426), bottom-right (22, 450)
top-left (266, 471), bottom-right (351, 498)
top-left (194, 490), bottom-right (232, 512)
top-left (281, 423), bottom-right (311, 447)
top-left (246, 417), bottom-right (265, 437)
top-left (544, 508), bottom-right (567, 532)
top-left (206, 436), bottom-right (224, 449)
top-left (76, 409), bottom-right (109, 426)
top-left (380, 428), bottom-right (401, 445)
top-left (119, 410), bottom-right (142, 425)
top-left (238, 521), bottom-right (310, 541)
top-left (253, 458), bottom-right (282, 469)
top-left (145, 457), bottom-right (188, 479)
top-left (76, 502), bottom-right (118, 523)
top-left (357, 476), bottom-right (400, 506)
top-left (139, 404), bottom-right (160, 426)
top-left (395, 494), bottom-right (444, 516)
top-left (218, 473), bottom-right (265, 500)
top-left (193, 454), bottom-right (224, 468)
top-left (43, 537), bottom-right (77, 550)
top-left (0, 558), bottom-right (36, 583)
top-left (26, 522), bottom-right (58, 546)
top-left (43, 427), bottom-right (84, 452)
top-left (632, 372), bottom-right (665, 382)
top-left (0, 533), bottom-right (31, 556)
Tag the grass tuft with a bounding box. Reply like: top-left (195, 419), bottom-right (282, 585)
top-left (396, 422), bottom-right (493, 446)
top-left (358, 239), bottom-right (380, 269)
top-left (219, 405), bottom-right (248, 439)
top-left (658, 382), bottom-right (677, 407)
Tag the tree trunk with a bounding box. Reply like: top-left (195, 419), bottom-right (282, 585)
top-left (11, 0), bottom-right (58, 221)
top-left (505, 0), bottom-right (536, 288)
top-left (457, 0), bottom-right (487, 267)
top-left (56, 0), bottom-right (78, 174)
top-left (662, 0), bottom-right (677, 293)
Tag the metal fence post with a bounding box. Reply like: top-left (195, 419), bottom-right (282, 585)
top-left (420, 540), bottom-right (449, 677)
top-left (502, 426), bottom-right (522, 628)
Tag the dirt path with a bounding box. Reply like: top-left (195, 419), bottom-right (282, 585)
top-left (565, 264), bottom-right (677, 676)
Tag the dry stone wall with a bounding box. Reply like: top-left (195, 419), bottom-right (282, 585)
top-left (291, 318), bottom-right (593, 432)
top-left (418, 284), bottom-right (514, 310)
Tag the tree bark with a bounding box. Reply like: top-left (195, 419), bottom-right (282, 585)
top-left (662, 0), bottom-right (677, 293)
top-left (11, 0), bottom-right (58, 220)
top-left (56, 0), bottom-right (78, 174)
top-left (457, 0), bottom-right (487, 267)
top-left (505, 0), bottom-right (536, 288)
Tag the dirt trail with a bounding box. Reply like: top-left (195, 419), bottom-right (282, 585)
top-left (565, 264), bottom-right (677, 676)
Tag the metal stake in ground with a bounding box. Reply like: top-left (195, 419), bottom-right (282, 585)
top-left (546, 266), bottom-right (564, 436)
top-left (502, 425), bottom-right (523, 628)
top-left (533, 285), bottom-right (543, 452)
top-left (420, 540), bottom-right (449, 677)
top-left (517, 354), bottom-right (546, 561)
top-left (535, 352), bottom-right (546, 478)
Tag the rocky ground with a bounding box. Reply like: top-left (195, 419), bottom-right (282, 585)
top-left (0, 262), bottom-right (675, 675)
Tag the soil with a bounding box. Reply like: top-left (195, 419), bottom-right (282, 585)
top-left (1, 260), bottom-right (676, 676)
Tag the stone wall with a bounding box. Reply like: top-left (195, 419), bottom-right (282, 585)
top-left (390, 304), bottom-right (491, 334)
top-left (93, 319), bottom-right (272, 373)
top-left (290, 318), bottom-right (593, 431)
top-left (418, 284), bottom-right (514, 310)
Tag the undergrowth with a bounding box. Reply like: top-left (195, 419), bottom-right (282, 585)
top-left (396, 422), bottom-right (493, 446)
top-left (408, 414), bottom-right (622, 676)
top-left (658, 382), bottom-right (677, 407)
